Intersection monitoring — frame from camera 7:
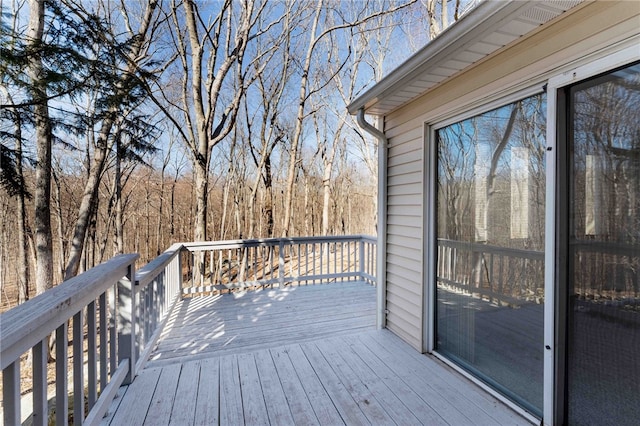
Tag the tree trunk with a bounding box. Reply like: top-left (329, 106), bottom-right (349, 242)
top-left (14, 112), bottom-right (30, 302)
top-left (114, 139), bottom-right (124, 254)
top-left (264, 156), bottom-right (274, 237)
top-left (193, 161), bottom-right (208, 241)
top-left (65, 143), bottom-right (108, 279)
top-left (28, 0), bottom-right (53, 295)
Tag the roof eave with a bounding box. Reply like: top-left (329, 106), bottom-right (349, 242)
top-left (347, 0), bottom-right (577, 116)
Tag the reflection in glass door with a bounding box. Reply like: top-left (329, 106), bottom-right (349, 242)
top-left (566, 62), bottom-right (640, 425)
top-left (435, 93), bottom-right (546, 415)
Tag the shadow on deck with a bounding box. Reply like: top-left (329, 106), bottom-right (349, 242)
top-left (103, 282), bottom-right (531, 425)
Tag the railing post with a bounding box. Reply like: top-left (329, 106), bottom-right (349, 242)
top-left (359, 238), bottom-right (365, 281)
top-left (279, 240), bottom-right (285, 287)
top-left (118, 262), bottom-right (137, 385)
top-left (3, 361), bottom-right (20, 426)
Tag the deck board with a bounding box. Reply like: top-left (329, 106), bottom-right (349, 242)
top-left (194, 357), bottom-right (219, 426)
top-left (269, 345), bottom-right (320, 425)
top-left (237, 352), bottom-right (270, 426)
top-left (143, 363), bottom-right (180, 426)
top-left (168, 360), bottom-right (200, 426)
top-left (103, 282), bottom-right (533, 425)
top-left (310, 339), bottom-right (397, 425)
top-left (252, 349), bottom-right (296, 426)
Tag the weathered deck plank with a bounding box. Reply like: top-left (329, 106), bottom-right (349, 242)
top-left (237, 353), bottom-right (270, 426)
top-left (310, 339), bottom-right (397, 425)
top-left (269, 345), bottom-right (320, 425)
top-left (103, 282), bottom-right (532, 426)
top-left (168, 360), bottom-right (200, 426)
top-left (299, 341), bottom-right (369, 426)
top-left (143, 363), bottom-right (181, 426)
top-left (252, 349), bottom-right (296, 426)
top-left (194, 357), bottom-right (219, 426)
top-left (219, 354), bottom-right (244, 425)
top-left (108, 367), bottom-right (161, 426)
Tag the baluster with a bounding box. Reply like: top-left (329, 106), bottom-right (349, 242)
top-left (297, 244), bottom-right (301, 284)
top-left (210, 250), bottom-right (214, 286)
top-left (73, 310), bottom-right (85, 424)
top-left (279, 240), bottom-right (285, 287)
top-left (56, 321), bottom-right (69, 426)
top-left (188, 251), bottom-right (193, 289)
top-left (359, 239), bottom-right (365, 282)
top-left (87, 300), bottom-right (98, 410)
top-left (288, 244), bottom-right (293, 282)
top-left (227, 249), bottom-right (232, 286)
top-left (251, 246), bottom-right (257, 286)
top-left (99, 292), bottom-right (108, 392)
top-left (305, 243), bottom-right (309, 285)
top-left (319, 242), bottom-right (324, 281)
top-left (333, 242), bottom-right (337, 280)
top-left (312, 243), bottom-right (317, 284)
top-left (33, 339), bottom-right (48, 426)
top-left (117, 263), bottom-right (136, 385)
top-left (268, 245), bottom-right (273, 283)
top-left (340, 242), bottom-right (344, 282)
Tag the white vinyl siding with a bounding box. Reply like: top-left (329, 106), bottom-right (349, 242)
top-left (384, 123), bottom-right (424, 350)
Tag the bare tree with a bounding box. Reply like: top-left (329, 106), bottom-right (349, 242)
top-left (153, 0), bottom-right (277, 243)
top-left (64, 0), bottom-right (162, 278)
top-left (244, 11), bottom-right (293, 238)
top-left (281, 0), bottom-right (415, 236)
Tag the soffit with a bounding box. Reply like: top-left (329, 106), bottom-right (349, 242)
top-left (347, 0), bottom-right (585, 117)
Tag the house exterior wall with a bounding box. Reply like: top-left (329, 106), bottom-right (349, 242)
top-left (384, 125), bottom-right (424, 349)
top-left (381, 0), bottom-right (640, 350)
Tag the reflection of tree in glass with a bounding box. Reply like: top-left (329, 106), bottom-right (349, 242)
top-left (437, 94), bottom-right (546, 249)
top-left (572, 65), bottom-right (640, 245)
top-left (570, 63), bottom-right (640, 301)
top-left (436, 93), bottom-right (546, 301)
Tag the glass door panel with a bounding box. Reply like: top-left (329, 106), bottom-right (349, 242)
top-left (566, 62), bottom-right (640, 425)
top-left (435, 93), bottom-right (546, 415)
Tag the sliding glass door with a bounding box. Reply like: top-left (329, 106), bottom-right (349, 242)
top-left (564, 61), bottom-right (640, 425)
top-left (435, 93), bottom-right (546, 415)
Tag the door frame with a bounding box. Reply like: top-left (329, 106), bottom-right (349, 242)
top-left (543, 43), bottom-right (640, 425)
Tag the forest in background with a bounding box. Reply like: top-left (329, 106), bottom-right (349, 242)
top-left (0, 0), bottom-right (472, 310)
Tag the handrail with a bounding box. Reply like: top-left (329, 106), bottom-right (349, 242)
top-left (182, 234), bottom-right (376, 250)
top-left (1, 254), bottom-right (137, 370)
top-left (1, 254), bottom-right (138, 426)
top-left (136, 242), bottom-right (184, 288)
top-left (0, 246), bottom-right (184, 425)
top-left (180, 235), bottom-right (377, 295)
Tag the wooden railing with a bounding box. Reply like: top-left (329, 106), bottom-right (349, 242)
top-left (0, 245), bottom-right (183, 425)
top-left (437, 238), bottom-right (545, 306)
top-left (0, 235), bottom-right (375, 424)
top-left (181, 235), bottom-right (377, 296)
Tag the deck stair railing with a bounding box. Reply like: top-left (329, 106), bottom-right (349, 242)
top-left (0, 235), bottom-right (375, 425)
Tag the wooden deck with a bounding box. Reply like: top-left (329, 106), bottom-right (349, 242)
top-left (103, 282), bottom-right (531, 425)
